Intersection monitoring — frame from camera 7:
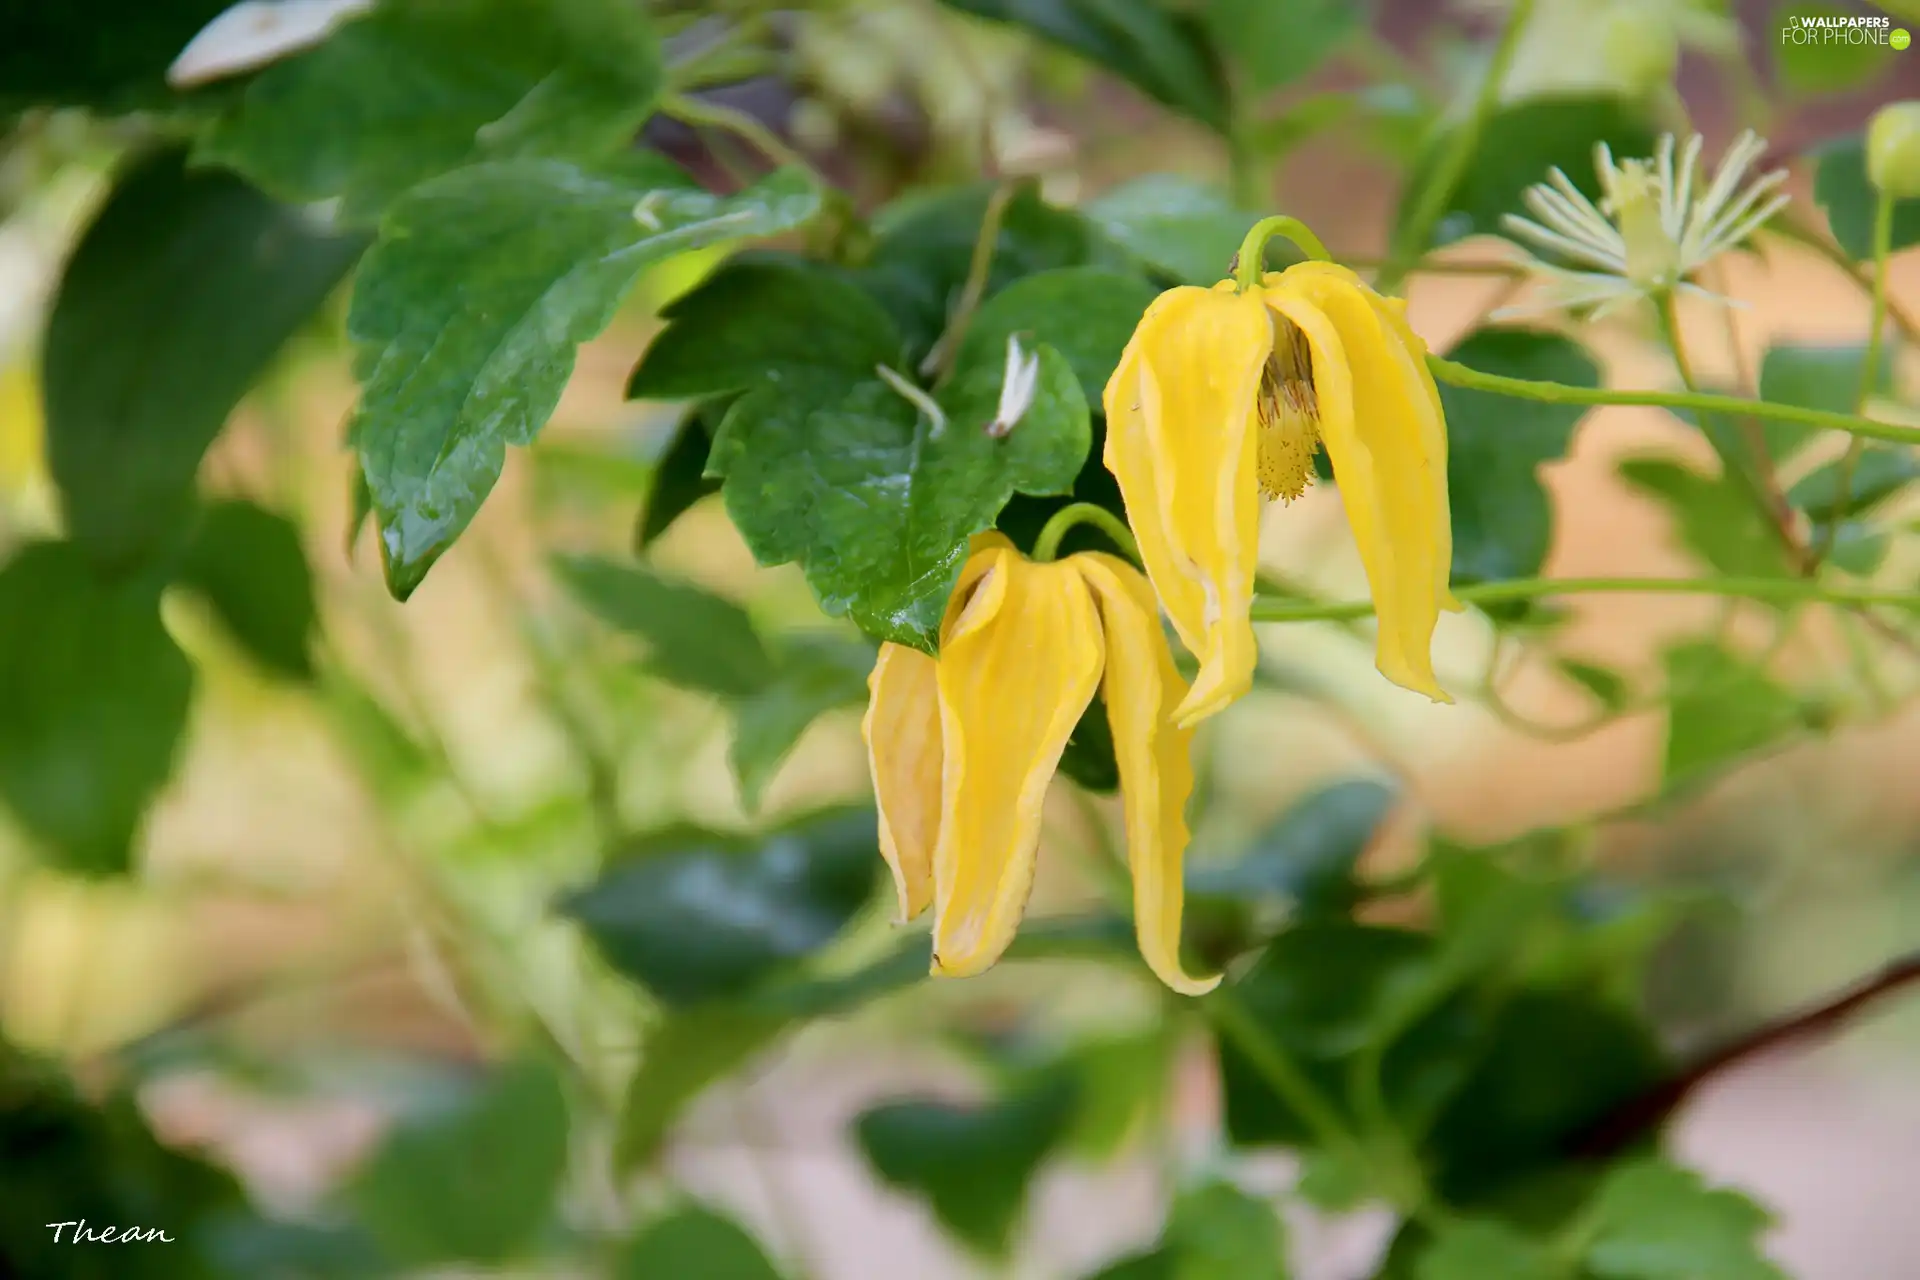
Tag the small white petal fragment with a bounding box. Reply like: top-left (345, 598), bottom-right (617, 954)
top-left (168, 0), bottom-right (373, 88)
top-left (631, 193), bottom-right (665, 231)
top-left (986, 333), bottom-right (1041, 438)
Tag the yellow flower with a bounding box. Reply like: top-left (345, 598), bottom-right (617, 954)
top-left (1103, 261), bottom-right (1459, 720)
top-left (862, 533), bottom-right (1218, 996)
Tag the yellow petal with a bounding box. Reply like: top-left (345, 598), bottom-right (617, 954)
top-left (1102, 284), bottom-right (1271, 726)
top-left (1264, 265), bottom-right (1452, 702)
top-left (1076, 554), bottom-right (1219, 995)
top-left (931, 551), bottom-right (1103, 977)
top-left (863, 643), bottom-right (942, 921)
top-left (861, 533), bottom-right (1016, 924)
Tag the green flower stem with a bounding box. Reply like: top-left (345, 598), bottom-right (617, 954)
top-left (1378, 0), bottom-right (1537, 293)
top-left (1233, 215), bottom-right (1332, 290)
top-left (1249, 574), bottom-right (1920, 624)
top-left (1812, 186), bottom-right (1898, 567)
top-left (657, 90), bottom-right (825, 187)
top-left (924, 181), bottom-right (1014, 384)
top-left (1031, 502), bottom-right (1140, 563)
top-left (1425, 354), bottom-right (1920, 446)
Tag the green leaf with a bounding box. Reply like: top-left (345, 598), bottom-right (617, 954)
top-left (1773, 3), bottom-right (1893, 95)
top-left (554, 554), bottom-right (776, 698)
top-left (1087, 1250), bottom-right (1176, 1280)
top-left (706, 326), bottom-right (1091, 651)
top-left (1442, 329), bottom-right (1600, 588)
top-left (1558, 659), bottom-right (1630, 713)
top-left (1204, 0), bottom-right (1365, 91)
top-left (562, 808), bottom-right (880, 1006)
top-left (1220, 924), bottom-right (1483, 1146)
top-left (1729, 341), bottom-right (1889, 467)
top-left (0, 544), bottom-right (192, 876)
top-left (347, 1057), bottom-right (570, 1267)
top-left (934, 0), bottom-right (1229, 131)
top-left (1582, 1159), bottom-right (1786, 1280)
top-left (1416, 1219), bottom-right (1556, 1280)
top-left (1062, 1030), bottom-right (1176, 1162)
top-left (174, 500), bottom-right (319, 681)
top-left (1399, 97), bottom-right (1658, 249)
top-left (1788, 444), bottom-right (1920, 520)
top-left (1424, 988), bottom-right (1667, 1203)
top-left (199, 0), bottom-right (664, 224)
top-left (858, 184), bottom-right (1111, 363)
top-left (854, 1069), bottom-right (1079, 1256)
top-left (731, 633), bottom-right (874, 811)
top-left (618, 1206), bottom-right (784, 1280)
top-left (349, 159), bottom-right (819, 598)
top-left (1188, 777), bottom-right (1396, 917)
top-left (1823, 520), bottom-right (1891, 575)
top-left (1056, 695), bottom-right (1122, 794)
top-left (617, 1007), bottom-right (789, 1171)
top-left (1812, 132), bottom-right (1920, 260)
top-left (1086, 175), bottom-right (1260, 285)
top-left (1166, 1180), bottom-right (1287, 1280)
top-left (1661, 642), bottom-right (1802, 792)
top-left (951, 266), bottom-right (1158, 405)
top-left (1616, 457), bottom-right (1790, 580)
top-left (626, 256), bottom-right (904, 402)
top-left (43, 147), bottom-right (363, 574)
top-left (635, 411), bottom-right (723, 550)
top-left (0, 0), bottom-right (230, 111)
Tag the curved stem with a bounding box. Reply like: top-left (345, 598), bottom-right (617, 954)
top-left (1811, 186), bottom-right (1897, 568)
top-left (657, 90), bottom-right (824, 186)
top-left (1426, 354), bottom-right (1920, 445)
top-left (1233, 215), bottom-right (1332, 290)
top-left (1032, 502), bottom-right (1140, 563)
top-left (924, 181), bottom-right (1014, 384)
top-left (1378, 0), bottom-right (1536, 292)
top-left (1250, 574), bottom-right (1920, 624)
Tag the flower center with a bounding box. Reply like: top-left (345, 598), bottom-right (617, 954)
top-left (1256, 311), bottom-right (1322, 503)
top-left (1608, 160), bottom-right (1679, 290)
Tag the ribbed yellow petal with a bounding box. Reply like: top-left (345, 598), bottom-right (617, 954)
top-left (1264, 265), bottom-right (1452, 702)
top-left (863, 643), bottom-right (942, 921)
top-left (1102, 284), bottom-right (1271, 726)
top-left (930, 548), bottom-right (1104, 977)
top-left (1075, 554), bottom-right (1219, 995)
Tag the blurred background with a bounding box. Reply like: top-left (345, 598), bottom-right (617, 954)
top-left (2, 1), bottom-right (1919, 1277)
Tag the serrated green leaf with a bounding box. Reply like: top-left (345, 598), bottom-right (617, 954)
top-left (626, 256), bottom-right (903, 402)
top-left (618, 1206), bottom-right (784, 1280)
top-left (854, 1069), bottom-right (1079, 1257)
top-left (635, 410), bottom-right (724, 550)
top-left (709, 342), bottom-right (1090, 651)
top-left (1788, 444), bottom-right (1920, 520)
top-left (347, 1057), bottom-right (570, 1267)
top-left (1583, 1159), bottom-right (1786, 1280)
top-left (1443, 329), bottom-right (1600, 591)
top-left (349, 159), bottom-right (819, 597)
top-left (1398, 97), bottom-right (1657, 250)
top-left (934, 0), bottom-right (1228, 131)
top-left (1204, 0), bottom-right (1365, 92)
top-left (1661, 642), bottom-right (1802, 791)
top-left (1812, 132), bottom-right (1920, 260)
top-left (0, 543), bottom-right (192, 876)
top-left (43, 147), bottom-right (363, 574)
top-left (1773, 3), bottom-right (1894, 93)
top-left (951, 266), bottom-right (1157, 404)
top-left (1616, 457), bottom-right (1790, 580)
top-left (199, 0), bottom-right (664, 224)
top-left (1416, 1219), bottom-right (1556, 1280)
top-left (1188, 777), bottom-right (1396, 917)
top-left (554, 554), bottom-right (776, 698)
top-left (859, 184), bottom-right (1111, 363)
top-left (562, 808), bottom-right (880, 1006)
top-left (617, 1007), bottom-right (789, 1170)
top-left (1558, 658), bottom-right (1630, 712)
top-left (730, 632), bottom-right (874, 811)
top-left (1166, 1180), bottom-right (1287, 1280)
top-left (175, 500), bottom-right (319, 681)
top-left (1086, 175), bottom-right (1260, 285)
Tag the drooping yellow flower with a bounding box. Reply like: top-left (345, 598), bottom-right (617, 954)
top-left (1103, 260), bottom-right (1459, 721)
top-left (862, 533), bottom-right (1218, 996)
